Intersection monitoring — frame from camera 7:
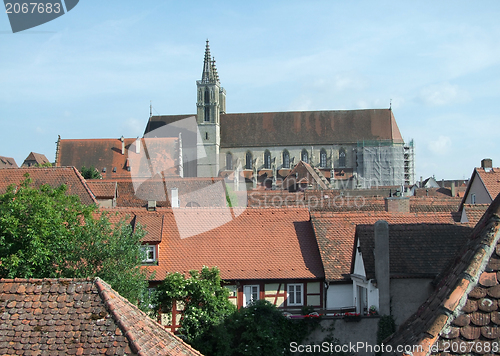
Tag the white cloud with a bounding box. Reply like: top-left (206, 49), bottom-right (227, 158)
top-left (418, 82), bottom-right (467, 106)
top-left (123, 118), bottom-right (144, 137)
top-left (428, 135), bottom-right (452, 155)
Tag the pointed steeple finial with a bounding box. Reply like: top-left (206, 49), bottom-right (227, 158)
top-left (212, 57), bottom-right (220, 83)
top-left (201, 39), bottom-right (215, 83)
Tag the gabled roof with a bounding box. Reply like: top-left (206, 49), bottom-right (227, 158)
top-left (0, 167), bottom-right (97, 205)
top-left (355, 223), bottom-right (472, 280)
top-left (0, 155), bottom-right (18, 168)
top-left (476, 167), bottom-right (500, 200)
top-left (0, 278), bottom-right (203, 356)
top-left (146, 109), bottom-right (404, 147)
top-left (385, 193), bottom-right (500, 355)
top-left (282, 160), bottom-right (328, 190)
top-left (56, 137), bottom-right (179, 180)
top-left (460, 167), bottom-right (500, 210)
top-left (22, 152), bottom-right (50, 166)
top-left (311, 211), bottom-right (463, 282)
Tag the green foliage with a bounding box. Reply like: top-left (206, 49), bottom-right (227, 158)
top-left (0, 175), bottom-right (148, 303)
top-left (191, 299), bottom-right (325, 356)
top-left (225, 184), bottom-right (238, 207)
top-left (80, 165), bottom-right (102, 179)
top-left (377, 314), bottom-right (396, 354)
top-left (34, 162), bottom-right (53, 167)
top-left (155, 266), bottom-right (236, 342)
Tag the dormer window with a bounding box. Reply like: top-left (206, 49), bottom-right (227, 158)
top-left (141, 244), bottom-right (157, 264)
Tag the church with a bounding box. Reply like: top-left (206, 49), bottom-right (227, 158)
top-left (144, 41), bottom-right (415, 190)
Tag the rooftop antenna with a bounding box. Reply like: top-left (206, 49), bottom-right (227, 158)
top-left (389, 99), bottom-right (392, 110)
top-left (149, 100), bottom-right (152, 118)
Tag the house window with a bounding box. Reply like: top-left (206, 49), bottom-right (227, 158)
top-left (320, 149), bottom-right (327, 168)
top-left (339, 148), bottom-right (346, 167)
top-left (226, 152), bottom-right (233, 170)
top-left (301, 149), bottom-right (309, 164)
top-left (141, 245), bottom-right (156, 263)
top-left (287, 284), bottom-right (303, 306)
top-left (246, 152), bottom-right (253, 170)
top-left (471, 193), bottom-right (476, 204)
top-left (264, 150), bottom-right (271, 169)
top-left (283, 150), bottom-right (290, 169)
top-left (243, 285), bottom-right (259, 306)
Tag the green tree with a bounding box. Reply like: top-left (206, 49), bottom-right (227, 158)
top-left (80, 165), bottom-right (102, 179)
top-left (0, 175), bottom-right (148, 303)
top-left (155, 267), bottom-right (236, 342)
top-left (192, 299), bottom-right (319, 356)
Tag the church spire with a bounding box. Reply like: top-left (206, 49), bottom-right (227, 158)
top-left (201, 39), bottom-right (216, 84)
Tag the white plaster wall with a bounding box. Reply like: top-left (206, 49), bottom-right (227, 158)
top-left (326, 284), bottom-right (353, 309)
top-left (464, 172), bottom-right (493, 204)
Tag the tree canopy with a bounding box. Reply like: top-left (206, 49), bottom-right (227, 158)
top-left (155, 266), bottom-right (236, 342)
top-left (0, 175), bottom-right (148, 302)
top-left (80, 165), bottom-right (102, 179)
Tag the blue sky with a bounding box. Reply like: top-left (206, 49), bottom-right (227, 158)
top-left (1, 1), bottom-right (499, 181)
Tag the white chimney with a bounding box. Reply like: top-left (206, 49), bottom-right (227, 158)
top-left (120, 136), bottom-right (125, 155)
top-left (135, 137), bottom-right (141, 154)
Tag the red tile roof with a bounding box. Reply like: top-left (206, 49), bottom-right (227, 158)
top-left (22, 152), bottom-right (50, 166)
top-left (282, 161), bottom-right (328, 190)
top-left (476, 167), bottom-right (500, 200)
top-left (56, 137), bottom-right (179, 180)
top-left (311, 211), bottom-right (462, 281)
top-left (0, 167), bottom-right (97, 205)
top-left (0, 155), bottom-right (18, 169)
top-left (461, 203), bottom-right (490, 225)
top-left (105, 208), bottom-right (322, 282)
top-left (112, 177), bottom-right (228, 208)
top-left (0, 278), bottom-right (203, 356)
top-left (134, 212), bottom-right (164, 242)
top-left (385, 188), bottom-right (500, 354)
top-left (86, 180), bottom-right (117, 198)
top-left (147, 109), bottom-right (404, 147)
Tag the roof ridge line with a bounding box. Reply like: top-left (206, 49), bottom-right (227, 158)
top-left (72, 166), bottom-right (98, 204)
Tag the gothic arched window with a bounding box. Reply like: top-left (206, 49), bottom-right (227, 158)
top-left (283, 150), bottom-right (290, 169)
top-left (226, 152), bottom-right (233, 170)
top-left (264, 150), bottom-right (271, 169)
top-left (339, 148), bottom-right (346, 167)
top-left (320, 149), bottom-right (327, 168)
top-left (246, 152), bottom-right (253, 170)
top-left (204, 87), bottom-right (210, 122)
top-left (301, 149), bottom-right (309, 164)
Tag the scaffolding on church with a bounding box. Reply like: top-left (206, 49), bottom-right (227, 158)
top-left (356, 140), bottom-right (411, 188)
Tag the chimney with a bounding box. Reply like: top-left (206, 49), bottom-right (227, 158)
top-left (420, 176), bottom-right (423, 188)
top-left (135, 137), bottom-right (141, 154)
top-left (147, 200), bottom-right (156, 211)
top-left (481, 158), bottom-right (493, 172)
top-left (451, 182), bottom-right (456, 197)
top-left (120, 136), bottom-right (125, 155)
top-left (384, 196), bottom-right (410, 213)
top-left (374, 220), bottom-right (390, 316)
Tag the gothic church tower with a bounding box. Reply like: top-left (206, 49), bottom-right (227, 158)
top-left (196, 40), bottom-right (226, 177)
